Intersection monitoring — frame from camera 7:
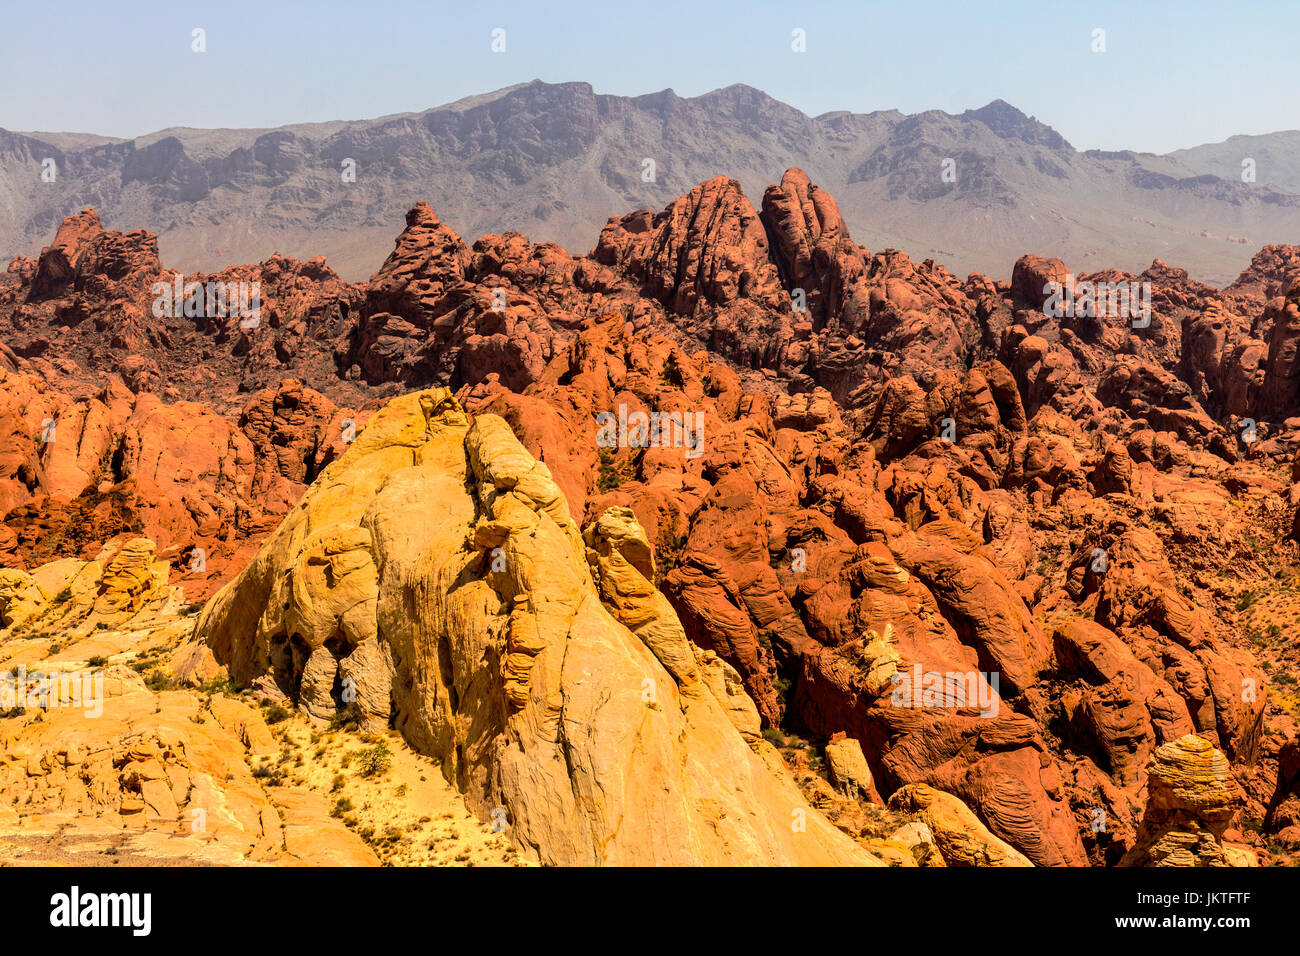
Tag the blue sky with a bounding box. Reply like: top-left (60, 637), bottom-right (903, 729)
top-left (2, 0), bottom-right (1297, 152)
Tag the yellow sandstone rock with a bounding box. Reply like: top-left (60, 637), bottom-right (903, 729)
top-left (0, 666), bottom-right (378, 866)
top-left (197, 387), bottom-right (882, 865)
top-left (92, 538), bottom-right (170, 622)
top-left (0, 569), bottom-right (46, 629)
top-left (1122, 733), bottom-right (1253, 867)
top-left (0, 538), bottom-right (173, 646)
top-left (888, 783), bottom-right (1033, 867)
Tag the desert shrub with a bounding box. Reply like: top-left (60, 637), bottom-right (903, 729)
top-left (356, 740), bottom-right (392, 778)
top-left (662, 351), bottom-right (683, 386)
top-left (329, 703), bottom-right (362, 732)
top-left (653, 534), bottom-right (687, 586)
top-left (199, 675), bottom-right (241, 695)
top-left (251, 762), bottom-right (283, 785)
top-left (597, 447), bottom-right (622, 493)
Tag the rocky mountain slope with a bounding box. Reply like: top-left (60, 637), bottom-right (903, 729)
top-left (1172, 131), bottom-right (1300, 195)
top-left (1, 165), bottom-right (1299, 865)
top-left (5, 82), bottom-right (1298, 285)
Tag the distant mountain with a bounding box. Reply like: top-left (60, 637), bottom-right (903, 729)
top-left (1170, 131), bottom-right (1300, 195)
top-left (3, 80), bottom-right (1297, 285)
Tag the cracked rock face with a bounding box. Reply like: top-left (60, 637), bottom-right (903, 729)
top-left (197, 388), bottom-right (877, 865)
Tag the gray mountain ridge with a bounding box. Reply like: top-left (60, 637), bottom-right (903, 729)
top-left (3, 79), bottom-right (1297, 286)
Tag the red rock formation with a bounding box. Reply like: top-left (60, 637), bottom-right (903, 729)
top-left (760, 167), bottom-right (867, 327)
top-left (0, 170), bottom-right (1295, 867)
top-left (1257, 282), bottom-right (1300, 421)
top-left (1227, 244), bottom-right (1300, 301)
top-left (0, 370), bottom-right (350, 598)
top-left (1011, 254), bottom-right (1070, 309)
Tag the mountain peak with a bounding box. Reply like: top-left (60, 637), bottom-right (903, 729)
top-left (962, 99), bottom-right (1072, 150)
top-left (697, 83), bottom-right (790, 107)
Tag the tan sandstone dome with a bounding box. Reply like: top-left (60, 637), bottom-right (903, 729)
top-left (196, 387), bottom-right (879, 865)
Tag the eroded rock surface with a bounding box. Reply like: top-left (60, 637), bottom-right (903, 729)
top-left (2, 165), bottom-right (1296, 868)
top-left (197, 388), bottom-right (878, 865)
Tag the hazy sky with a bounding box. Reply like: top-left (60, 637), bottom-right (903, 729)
top-left (3, 0), bottom-right (1297, 153)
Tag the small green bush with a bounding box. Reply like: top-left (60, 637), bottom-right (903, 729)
top-left (597, 447), bottom-right (622, 493)
top-left (329, 703), bottom-right (362, 732)
top-left (356, 740), bottom-right (392, 778)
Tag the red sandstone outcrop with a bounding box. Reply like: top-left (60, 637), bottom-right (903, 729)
top-left (0, 169), bottom-right (1295, 868)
